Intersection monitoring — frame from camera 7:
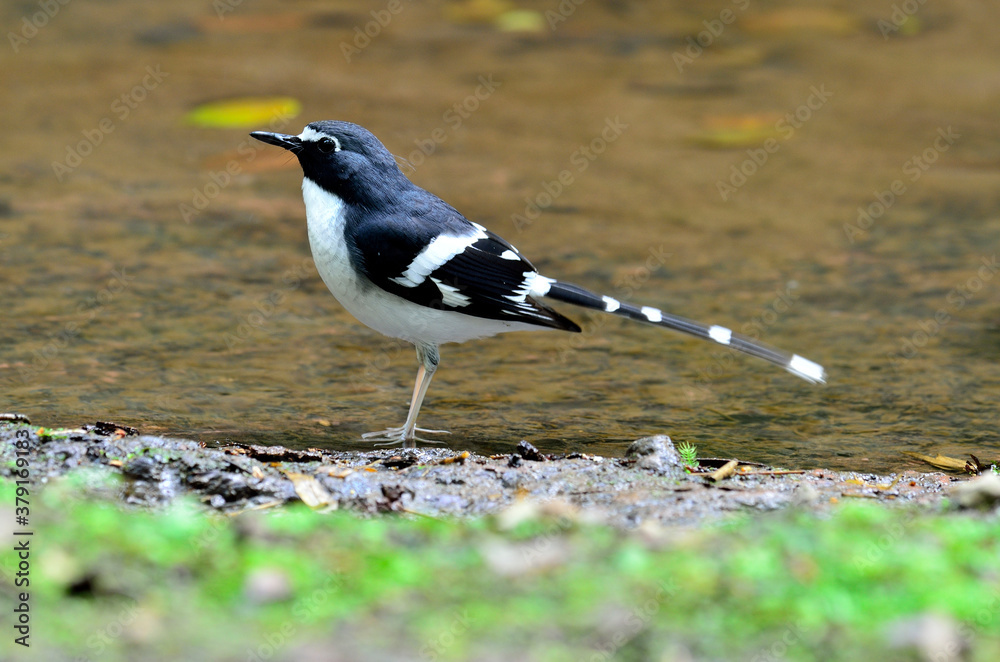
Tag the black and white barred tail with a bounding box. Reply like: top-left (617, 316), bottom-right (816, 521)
top-left (538, 279), bottom-right (826, 384)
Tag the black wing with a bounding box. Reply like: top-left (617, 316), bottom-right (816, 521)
top-left (346, 195), bottom-right (579, 332)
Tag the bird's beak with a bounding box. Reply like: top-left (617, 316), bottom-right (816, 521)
top-left (250, 131), bottom-right (301, 152)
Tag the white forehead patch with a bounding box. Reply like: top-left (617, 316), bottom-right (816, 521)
top-left (298, 126), bottom-right (341, 151)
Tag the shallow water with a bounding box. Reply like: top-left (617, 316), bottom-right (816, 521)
top-left (3, 0), bottom-right (998, 471)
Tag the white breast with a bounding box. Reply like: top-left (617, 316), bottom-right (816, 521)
top-left (302, 177), bottom-right (357, 301)
top-left (302, 178), bottom-right (538, 346)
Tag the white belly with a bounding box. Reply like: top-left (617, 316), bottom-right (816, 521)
top-left (302, 178), bottom-right (539, 346)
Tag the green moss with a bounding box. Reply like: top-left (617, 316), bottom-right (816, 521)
top-left (1, 477), bottom-right (998, 661)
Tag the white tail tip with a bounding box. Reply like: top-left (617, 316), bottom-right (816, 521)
top-left (787, 354), bottom-right (826, 384)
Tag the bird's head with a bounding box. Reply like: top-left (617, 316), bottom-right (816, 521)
top-left (250, 121), bottom-right (407, 205)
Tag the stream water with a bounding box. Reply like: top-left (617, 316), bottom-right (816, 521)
top-left (3, 0), bottom-right (998, 471)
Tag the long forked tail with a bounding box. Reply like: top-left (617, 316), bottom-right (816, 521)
top-left (540, 279), bottom-right (826, 384)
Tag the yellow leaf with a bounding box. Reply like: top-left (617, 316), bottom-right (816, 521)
top-left (742, 8), bottom-right (860, 36)
top-left (495, 10), bottom-right (546, 34)
top-left (690, 113), bottom-right (784, 149)
top-left (284, 471), bottom-right (334, 508)
top-left (902, 451), bottom-right (969, 472)
top-left (897, 16), bottom-right (923, 37)
top-left (185, 97), bottom-right (301, 129)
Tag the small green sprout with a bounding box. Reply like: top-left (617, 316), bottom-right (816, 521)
top-left (677, 441), bottom-right (698, 468)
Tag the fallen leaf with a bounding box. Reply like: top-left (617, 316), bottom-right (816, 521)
top-left (433, 451), bottom-right (470, 465)
top-left (875, 474), bottom-right (904, 491)
top-left (690, 113), bottom-right (784, 149)
top-left (902, 451), bottom-right (969, 472)
top-left (896, 16), bottom-right (923, 37)
top-left (742, 8), bottom-right (860, 36)
top-left (284, 471), bottom-right (334, 508)
top-left (495, 9), bottom-right (545, 34)
top-left (185, 97), bottom-right (302, 129)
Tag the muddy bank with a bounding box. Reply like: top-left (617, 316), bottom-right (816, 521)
top-left (1, 418), bottom-right (978, 525)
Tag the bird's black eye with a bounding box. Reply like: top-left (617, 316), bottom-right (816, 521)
top-left (316, 137), bottom-right (339, 154)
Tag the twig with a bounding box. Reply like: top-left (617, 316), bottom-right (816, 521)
top-left (706, 460), bottom-right (739, 482)
top-left (737, 470), bottom-right (807, 477)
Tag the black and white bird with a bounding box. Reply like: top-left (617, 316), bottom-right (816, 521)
top-left (250, 121), bottom-right (825, 448)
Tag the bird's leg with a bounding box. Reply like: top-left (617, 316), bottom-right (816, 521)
top-left (361, 344), bottom-right (450, 448)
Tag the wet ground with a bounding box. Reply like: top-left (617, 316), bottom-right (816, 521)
top-left (2, 1), bottom-right (999, 471)
top-left (2, 421), bottom-right (966, 526)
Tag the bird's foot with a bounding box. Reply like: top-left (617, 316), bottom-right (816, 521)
top-left (361, 426), bottom-right (451, 447)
